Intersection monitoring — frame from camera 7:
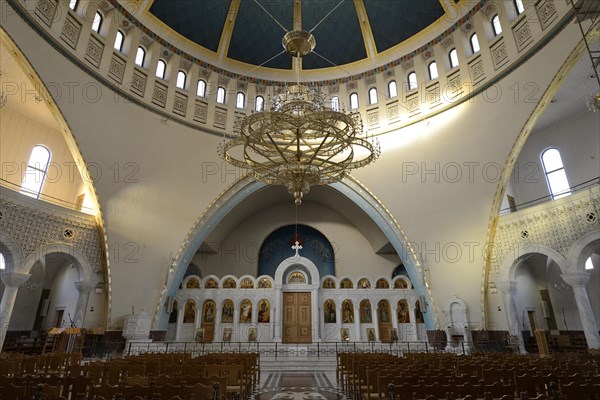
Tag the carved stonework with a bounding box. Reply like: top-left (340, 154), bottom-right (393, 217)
top-left (426, 83), bottom-right (441, 108)
top-left (108, 54), bottom-right (126, 83)
top-left (173, 94), bottom-right (188, 117)
top-left (364, 76), bottom-right (376, 86)
top-left (491, 188), bottom-right (600, 276)
top-left (236, 80), bottom-right (248, 91)
top-left (98, 0), bottom-right (113, 13)
top-left (448, 73), bottom-right (462, 98)
top-left (160, 47), bottom-right (173, 60)
top-left (441, 36), bottom-right (454, 48)
top-left (401, 59), bottom-right (414, 70)
top-left (0, 195), bottom-right (103, 274)
top-left (421, 47), bottom-right (434, 61)
top-left (140, 34), bottom-right (153, 47)
top-left (346, 81), bottom-right (358, 91)
top-left (328, 83), bottom-right (339, 94)
top-left (387, 103), bottom-right (400, 121)
top-left (491, 41), bottom-right (509, 70)
top-left (61, 13), bottom-right (82, 50)
top-left (406, 94), bottom-right (419, 116)
top-left (152, 82), bottom-right (168, 108)
top-left (513, 20), bottom-right (533, 52)
top-left (461, 18), bottom-right (474, 33)
top-left (218, 75), bottom-right (230, 86)
top-left (214, 107), bottom-right (227, 129)
top-left (469, 59), bottom-right (485, 83)
top-left (536, 0), bottom-right (557, 30)
top-left (179, 58), bottom-right (192, 70)
top-left (35, 0), bottom-right (58, 28)
top-left (130, 70), bottom-right (147, 97)
top-left (367, 110), bottom-right (379, 128)
top-left (85, 36), bottom-right (104, 68)
top-left (193, 101), bottom-right (208, 123)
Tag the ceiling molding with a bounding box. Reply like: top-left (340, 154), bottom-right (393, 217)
top-left (353, 0), bottom-right (377, 61)
top-left (217, 0), bottom-right (241, 63)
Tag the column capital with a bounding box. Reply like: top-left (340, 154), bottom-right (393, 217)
top-left (0, 272), bottom-right (31, 288)
top-left (560, 272), bottom-right (591, 288)
top-left (75, 281), bottom-right (96, 293)
top-left (496, 280), bottom-right (518, 294)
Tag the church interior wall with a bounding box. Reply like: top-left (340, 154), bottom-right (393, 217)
top-left (509, 110), bottom-right (599, 206)
top-left (193, 201), bottom-right (400, 279)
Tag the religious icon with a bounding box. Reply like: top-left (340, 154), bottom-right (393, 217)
top-left (183, 301), bottom-right (196, 323)
top-left (358, 278), bottom-right (371, 288)
top-left (394, 278), bottom-right (408, 289)
top-left (391, 328), bottom-right (399, 342)
top-left (376, 279), bottom-right (389, 288)
top-left (322, 278), bottom-right (335, 289)
top-left (240, 299), bottom-right (252, 323)
top-left (223, 278), bottom-right (236, 288)
top-left (342, 300), bottom-right (354, 323)
top-left (202, 301), bottom-right (215, 323)
top-left (367, 328), bottom-right (376, 342)
top-left (248, 328), bottom-right (257, 342)
top-left (222, 328), bottom-right (232, 342)
top-left (257, 278), bottom-right (272, 288)
top-left (221, 299), bottom-right (234, 323)
top-left (240, 278), bottom-right (254, 288)
top-left (204, 279), bottom-right (218, 289)
top-left (378, 301), bottom-right (390, 323)
top-left (340, 328), bottom-right (350, 341)
top-left (340, 279), bottom-right (353, 289)
top-left (288, 271), bottom-right (306, 284)
top-left (415, 300), bottom-right (425, 323)
top-left (194, 328), bottom-right (205, 343)
top-left (360, 300), bottom-right (372, 323)
top-left (324, 299), bottom-right (336, 323)
top-left (257, 299), bottom-right (270, 323)
top-left (397, 300), bottom-right (410, 323)
top-left (186, 278), bottom-right (200, 289)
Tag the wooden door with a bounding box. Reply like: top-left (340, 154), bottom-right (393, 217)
top-left (282, 292), bottom-right (312, 343)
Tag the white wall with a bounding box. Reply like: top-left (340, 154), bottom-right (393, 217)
top-left (193, 202), bottom-right (399, 278)
top-left (43, 264), bottom-right (79, 330)
top-left (7, 263), bottom-right (44, 331)
top-left (0, 107), bottom-right (88, 206)
top-left (510, 110), bottom-right (600, 206)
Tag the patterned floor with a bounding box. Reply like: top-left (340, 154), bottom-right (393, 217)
top-left (252, 373), bottom-right (348, 400)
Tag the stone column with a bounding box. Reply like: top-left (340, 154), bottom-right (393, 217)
top-left (73, 281), bottom-right (95, 329)
top-left (273, 286), bottom-right (282, 342)
top-left (561, 272), bottom-right (600, 349)
top-left (233, 302), bottom-right (241, 341)
top-left (391, 303), bottom-right (399, 341)
top-left (497, 280), bottom-right (527, 354)
top-left (353, 303), bottom-right (361, 340)
top-left (175, 306), bottom-right (184, 341)
top-left (371, 305), bottom-right (380, 341)
top-left (0, 272), bottom-right (31, 352)
top-left (311, 289), bottom-right (320, 341)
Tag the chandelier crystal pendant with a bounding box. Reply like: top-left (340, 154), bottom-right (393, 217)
top-left (219, 30), bottom-right (380, 205)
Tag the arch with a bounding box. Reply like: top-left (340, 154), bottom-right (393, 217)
top-left (428, 61), bottom-right (439, 80)
top-left (257, 275), bottom-right (274, 288)
top-left (349, 92), bottom-right (359, 109)
top-left (21, 243), bottom-right (95, 283)
top-left (156, 177), bottom-right (435, 330)
top-left (376, 278), bottom-right (390, 288)
top-left (499, 243), bottom-right (569, 282)
top-left (359, 299), bottom-right (372, 323)
top-left (388, 80), bottom-right (398, 98)
top-left (114, 30), bottom-right (124, 52)
top-left (449, 48), bottom-right (459, 68)
top-left (221, 299), bottom-right (234, 323)
top-left (176, 70), bottom-right (186, 89)
top-left (0, 231), bottom-right (24, 271)
top-left (274, 256), bottom-right (320, 287)
top-left (156, 59), bottom-right (166, 79)
top-left (567, 230), bottom-right (600, 273)
top-left (135, 46), bottom-right (146, 67)
top-left (91, 11), bottom-right (103, 33)
top-left (491, 14), bottom-right (502, 36)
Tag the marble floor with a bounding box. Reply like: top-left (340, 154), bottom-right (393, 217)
top-left (252, 372), bottom-right (348, 400)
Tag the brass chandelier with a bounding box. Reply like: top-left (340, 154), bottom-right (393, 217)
top-left (219, 30), bottom-right (380, 205)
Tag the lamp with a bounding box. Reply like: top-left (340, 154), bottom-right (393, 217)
top-left (219, 30), bottom-right (380, 205)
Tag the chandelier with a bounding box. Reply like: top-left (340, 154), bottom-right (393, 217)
top-left (219, 30), bottom-right (380, 205)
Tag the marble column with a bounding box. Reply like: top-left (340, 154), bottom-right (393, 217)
top-left (73, 281), bottom-right (95, 328)
top-left (273, 287), bottom-right (282, 342)
top-left (0, 272), bottom-right (31, 352)
top-left (311, 289), bottom-right (320, 341)
top-left (353, 303), bottom-right (361, 340)
top-left (233, 302), bottom-right (241, 341)
top-left (561, 272), bottom-right (600, 349)
top-left (175, 306), bottom-right (184, 341)
top-left (497, 280), bottom-right (527, 354)
top-left (371, 305), bottom-right (380, 341)
top-left (391, 304), bottom-right (399, 341)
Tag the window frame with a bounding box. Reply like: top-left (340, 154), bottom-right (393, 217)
top-left (388, 80), bottom-right (398, 98)
top-left (407, 72), bottom-right (418, 91)
top-left (349, 92), bottom-right (359, 110)
top-left (255, 95), bottom-right (265, 112)
top-left (69, 0), bottom-right (79, 11)
top-left (541, 148), bottom-right (571, 199)
top-left (428, 61), bottom-right (439, 80)
top-left (216, 86), bottom-right (226, 104)
top-left (514, 0), bottom-right (525, 15)
top-left (134, 46), bottom-right (146, 67)
top-left (21, 145), bottom-right (51, 199)
top-left (470, 33), bottom-right (480, 54)
top-left (331, 96), bottom-right (340, 111)
top-left (156, 59), bottom-right (167, 79)
top-left (368, 87), bottom-right (378, 105)
top-left (197, 79), bottom-right (207, 97)
top-left (236, 92), bottom-right (246, 109)
top-left (492, 14), bottom-right (503, 36)
top-left (91, 11), bottom-right (103, 34)
top-left (176, 70), bottom-right (187, 90)
top-left (449, 48), bottom-right (459, 69)
top-left (114, 30), bottom-right (125, 52)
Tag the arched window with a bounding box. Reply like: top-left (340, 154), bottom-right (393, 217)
top-left (368, 87), bottom-right (378, 104)
top-left (470, 33), bottom-right (480, 53)
top-left (541, 148), bottom-right (571, 199)
top-left (21, 145), bottom-right (51, 198)
top-left (331, 96), bottom-right (339, 111)
top-left (176, 70), bottom-right (186, 89)
top-left (69, 0), bottom-right (79, 11)
top-left (407, 72), bottom-right (418, 91)
top-left (449, 48), bottom-right (459, 68)
top-left (236, 92), bottom-right (245, 109)
top-left (216, 86), bottom-right (226, 104)
top-left (114, 30), bottom-right (124, 52)
top-left (0, 253), bottom-right (5, 270)
top-left (197, 79), bottom-right (206, 97)
top-left (492, 15), bottom-right (503, 36)
top-left (349, 92), bottom-right (359, 109)
top-left (155, 59), bottom-right (166, 79)
top-left (585, 257), bottom-right (594, 270)
top-left (428, 61), bottom-right (439, 80)
top-left (514, 0), bottom-right (525, 15)
top-left (255, 95), bottom-right (264, 112)
top-left (91, 11), bottom-right (103, 33)
top-left (135, 46), bottom-right (145, 67)
top-left (388, 80), bottom-right (398, 98)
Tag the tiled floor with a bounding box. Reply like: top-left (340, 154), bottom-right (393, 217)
top-left (252, 373), bottom-right (348, 400)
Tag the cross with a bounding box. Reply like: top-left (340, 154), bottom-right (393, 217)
top-left (292, 241), bottom-right (303, 257)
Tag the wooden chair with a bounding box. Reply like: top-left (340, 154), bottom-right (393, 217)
top-left (183, 383), bottom-right (215, 400)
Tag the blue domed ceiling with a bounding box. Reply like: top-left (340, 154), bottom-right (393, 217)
top-left (148, 0), bottom-right (446, 70)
